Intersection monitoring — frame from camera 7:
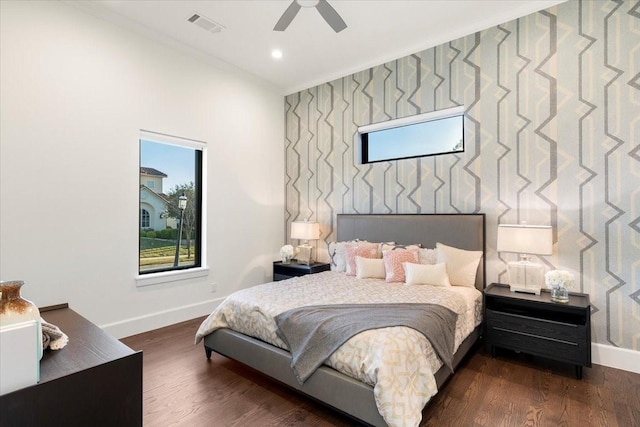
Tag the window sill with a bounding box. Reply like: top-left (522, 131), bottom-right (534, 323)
top-left (135, 267), bottom-right (209, 287)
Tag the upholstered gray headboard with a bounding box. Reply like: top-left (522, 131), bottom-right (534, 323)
top-left (337, 214), bottom-right (486, 290)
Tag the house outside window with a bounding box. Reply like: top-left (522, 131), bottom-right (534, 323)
top-left (139, 130), bottom-right (206, 275)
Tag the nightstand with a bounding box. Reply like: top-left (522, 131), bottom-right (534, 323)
top-left (484, 283), bottom-right (591, 379)
top-left (273, 260), bottom-right (330, 281)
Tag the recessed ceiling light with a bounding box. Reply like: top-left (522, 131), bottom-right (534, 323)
top-left (271, 49), bottom-right (283, 59)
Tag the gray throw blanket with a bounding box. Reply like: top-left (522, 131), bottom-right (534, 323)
top-left (275, 303), bottom-right (458, 384)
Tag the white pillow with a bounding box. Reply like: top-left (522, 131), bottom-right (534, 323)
top-left (375, 241), bottom-right (395, 257)
top-left (404, 262), bottom-right (451, 287)
top-left (418, 248), bottom-right (438, 265)
top-left (355, 256), bottom-right (386, 279)
top-left (327, 240), bottom-right (361, 272)
top-left (327, 241), bottom-right (345, 271)
top-left (436, 242), bottom-right (483, 287)
top-left (380, 243), bottom-right (421, 253)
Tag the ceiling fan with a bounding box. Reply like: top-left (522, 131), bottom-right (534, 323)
top-left (274, 0), bottom-right (347, 33)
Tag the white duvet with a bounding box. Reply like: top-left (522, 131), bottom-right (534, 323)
top-left (196, 271), bottom-right (482, 427)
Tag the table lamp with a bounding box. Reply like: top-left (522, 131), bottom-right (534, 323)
top-left (291, 220), bottom-right (320, 265)
top-left (497, 223), bottom-right (553, 295)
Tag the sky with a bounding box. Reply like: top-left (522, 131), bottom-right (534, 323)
top-left (367, 115), bottom-right (463, 162)
top-left (140, 140), bottom-right (195, 193)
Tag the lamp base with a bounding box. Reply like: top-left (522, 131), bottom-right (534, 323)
top-left (296, 245), bottom-right (314, 265)
top-left (507, 261), bottom-right (544, 295)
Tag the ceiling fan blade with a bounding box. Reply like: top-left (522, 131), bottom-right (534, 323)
top-left (315, 0), bottom-right (347, 33)
top-left (274, 1), bottom-right (302, 31)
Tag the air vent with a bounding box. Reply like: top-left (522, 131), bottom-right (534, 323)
top-left (187, 13), bottom-right (225, 34)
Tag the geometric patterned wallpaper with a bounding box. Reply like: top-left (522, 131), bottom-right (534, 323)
top-left (284, 0), bottom-right (640, 351)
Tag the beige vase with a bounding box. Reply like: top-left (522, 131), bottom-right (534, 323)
top-left (0, 280), bottom-right (43, 359)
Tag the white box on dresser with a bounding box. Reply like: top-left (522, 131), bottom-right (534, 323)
top-left (0, 320), bottom-right (40, 395)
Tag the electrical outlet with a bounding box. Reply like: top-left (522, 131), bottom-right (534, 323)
top-left (211, 282), bottom-right (217, 293)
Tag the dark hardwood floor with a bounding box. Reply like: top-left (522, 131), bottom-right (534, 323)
top-left (121, 317), bottom-right (640, 427)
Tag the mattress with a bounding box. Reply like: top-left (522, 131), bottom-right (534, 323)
top-left (196, 271), bottom-right (483, 427)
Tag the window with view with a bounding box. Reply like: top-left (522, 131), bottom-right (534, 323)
top-left (139, 131), bottom-right (204, 274)
top-left (358, 106), bottom-right (464, 164)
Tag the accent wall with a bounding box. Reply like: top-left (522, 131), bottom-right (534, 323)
top-left (284, 0), bottom-right (640, 352)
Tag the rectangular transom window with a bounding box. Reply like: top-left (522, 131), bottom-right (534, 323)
top-left (139, 130), bottom-right (205, 275)
top-left (358, 106), bottom-right (464, 164)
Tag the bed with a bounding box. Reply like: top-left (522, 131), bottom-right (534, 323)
top-left (197, 214), bottom-right (486, 426)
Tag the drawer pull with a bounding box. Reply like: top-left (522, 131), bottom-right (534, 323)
top-left (491, 311), bottom-right (579, 327)
top-left (493, 327), bottom-right (579, 346)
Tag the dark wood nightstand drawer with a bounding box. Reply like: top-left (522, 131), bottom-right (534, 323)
top-left (486, 325), bottom-right (586, 364)
top-left (486, 309), bottom-right (586, 344)
top-left (486, 308), bottom-right (588, 364)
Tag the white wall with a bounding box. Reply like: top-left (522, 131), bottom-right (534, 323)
top-left (0, 1), bottom-right (285, 337)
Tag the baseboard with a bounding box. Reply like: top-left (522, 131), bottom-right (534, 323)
top-left (592, 343), bottom-right (640, 374)
top-left (100, 297), bottom-right (225, 339)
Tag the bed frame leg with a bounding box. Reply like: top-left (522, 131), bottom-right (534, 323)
top-left (205, 346), bottom-right (212, 359)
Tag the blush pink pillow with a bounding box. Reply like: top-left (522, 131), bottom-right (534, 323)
top-left (345, 243), bottom-right (379, 276)
top-left (382, 249), bottom-right (419, 282)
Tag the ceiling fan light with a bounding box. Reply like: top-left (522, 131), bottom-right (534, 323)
top-left (275, 0), bottom-right (346, 33)
top-left (297, 0), bottom-right (320, 8)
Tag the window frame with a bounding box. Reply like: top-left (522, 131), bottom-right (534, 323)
top-left (136, 130), bottom-right (208, 285)
top-left (357, 106), bottom-right (464, 164)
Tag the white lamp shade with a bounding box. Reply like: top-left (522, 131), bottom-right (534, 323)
top-left (497, 224), bottom-right (552, 255)
top-left (291, 221), bottom-right (320, 241)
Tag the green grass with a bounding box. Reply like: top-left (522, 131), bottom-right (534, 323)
top-left (140, 237), bottom-right (175, 251)
top-left (139, 237), bottom-right (195, 259)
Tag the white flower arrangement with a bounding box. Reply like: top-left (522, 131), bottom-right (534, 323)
top-left (545, 269), bottom-right (575, 290)
top-left (280, 244), bottom-right (295, 260)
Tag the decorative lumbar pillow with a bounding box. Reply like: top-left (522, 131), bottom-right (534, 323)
top-left (436, 242), bottom-right (483, 287)
top-left (418, 248), bottom-right (438, 265)
top-left (345, 243), bottom-right (379, 276)
top-left (382, 248), bottom-right (419, 283)
top-left (356, 256), bottom-right (386, 279)
top-left (404, 262), bottom-right (451, 287)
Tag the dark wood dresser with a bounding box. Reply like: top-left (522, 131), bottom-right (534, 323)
top-left (0, 304), bottom-right (142, 426)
